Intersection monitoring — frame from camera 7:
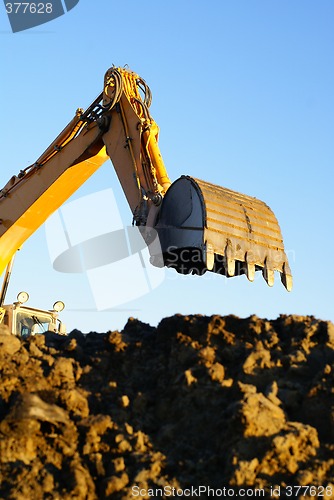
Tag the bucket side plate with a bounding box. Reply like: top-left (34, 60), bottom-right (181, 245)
top-left (153, 176), bottom-right (292, 290)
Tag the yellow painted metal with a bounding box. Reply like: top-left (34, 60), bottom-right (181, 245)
top-left (0, 307), bottom-right (5, 324)
top-left (35, 108), bottom-right (84, 166)
top-left (104, 67), bottom-right (172, 195)
top-left (153, 175), bottom-right (292, 290)
top-left (0, 139), bottom-right (108, 276)
top-left (195, 178), bottom-right (293, 290)
top-left (119, 67), bottom-right (172, 193)
top-left (142, 123), bottom-right (172, 192)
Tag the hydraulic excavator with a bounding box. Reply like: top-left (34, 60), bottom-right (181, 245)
top-left (0, 67), bottom-right (292, 337)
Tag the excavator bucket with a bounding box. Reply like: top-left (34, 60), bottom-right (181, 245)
top-left (152, 176), bottom-right (292, 290)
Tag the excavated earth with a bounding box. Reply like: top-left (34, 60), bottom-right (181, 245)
top-left (0, 314), bottom-right (334, 499)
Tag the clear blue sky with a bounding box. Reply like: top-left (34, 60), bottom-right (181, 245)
top-left (1, 0), bottom-right (333, 332)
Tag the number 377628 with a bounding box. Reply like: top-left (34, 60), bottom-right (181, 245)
top-left (5, 3), bottom-right (53, 14)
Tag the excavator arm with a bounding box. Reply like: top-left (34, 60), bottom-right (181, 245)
top-left (0, 68), bottom-right (169, 275)
top-left (0, 67), bottom-right (292, 290)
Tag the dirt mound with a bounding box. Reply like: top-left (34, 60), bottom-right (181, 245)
top-left (0, 314), bottom-right (334, 499)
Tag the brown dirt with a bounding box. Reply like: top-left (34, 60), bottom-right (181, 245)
top-left (0, 314), bottom-right (334, 499)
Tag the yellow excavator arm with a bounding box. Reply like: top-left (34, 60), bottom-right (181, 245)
top-left (0, 67), bottom-right (292, 290)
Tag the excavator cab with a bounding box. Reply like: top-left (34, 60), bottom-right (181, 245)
top-left (0, 276), bottom-right (66, 337)
top-left (1, 301), bottom-right (66, 337)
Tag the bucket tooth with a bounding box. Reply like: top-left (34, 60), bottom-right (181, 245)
top-left (281, 262), bottom-right (293, 292)
top-left (227, 258), bottom-right (235, 277)
top-left (245, 252), bottom-right (256, 282)
top-left (206, 243), bottom-right (215, 271)
top-left (246, 262), bottom-right (256, 282)
top-left (225, 242), bottom-right (235, 277)
top-left (262, 260), bottom-right (275, 287)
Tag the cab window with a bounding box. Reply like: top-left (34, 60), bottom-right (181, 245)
top-left (16, 312), bottom-right (52, 338)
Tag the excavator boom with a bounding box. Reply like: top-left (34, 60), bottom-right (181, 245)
top-left (0, 67), bottom-right (292, 291)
